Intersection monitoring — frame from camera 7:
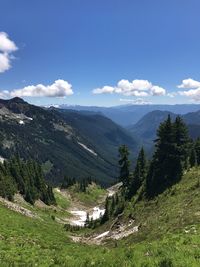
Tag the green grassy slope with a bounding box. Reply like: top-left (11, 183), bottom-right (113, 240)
top-left (1, 168), bottom-right (200, 266)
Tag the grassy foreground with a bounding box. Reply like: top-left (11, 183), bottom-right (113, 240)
top-left (0, 168), bottom-right (200, 266)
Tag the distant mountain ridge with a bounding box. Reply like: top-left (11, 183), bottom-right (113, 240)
top-left (59, 104), bottom-right (200, 126)
top-left (128, 109), bottom-right (200, 153)
top-left (0, 98), bottom-right (139, 186)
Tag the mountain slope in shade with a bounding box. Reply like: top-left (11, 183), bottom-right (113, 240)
top-left (0, 98), bottom-right (138, 186)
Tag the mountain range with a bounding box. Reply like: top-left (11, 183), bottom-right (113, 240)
top-left (2, 97), bottom-right (200, 185)
top-left (0, 98), bottom-right (138, 186)
top-left (59, 104), bottom-right (200, 126)
top-left (128, 109), bottom-right (200, 153)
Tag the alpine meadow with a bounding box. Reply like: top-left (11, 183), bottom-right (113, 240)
top-left (1, 1), bottom-right (200, 266)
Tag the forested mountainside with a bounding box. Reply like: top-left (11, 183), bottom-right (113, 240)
top-left (1, 114), bottom-right (200, 266)
top-left (128, 109), bottom-right (200, 154)
top-left (0, 97), bottom-right (138, 186)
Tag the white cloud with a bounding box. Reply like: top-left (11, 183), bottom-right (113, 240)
top-left (92, 79), bottom-right (166, 97)
top-left (119, 98), bottom-right (152, 104)
top-left (177, 78), bottom-right (200, 89)
top-left (179, 88), bottom-right (200, 102)
top-left (0, 90), bottom-right (9, 98)
top-left (117, 79), bottom-right (152, 91)
top-left (123, 90), bottom-right (149, 97)
top-left (1, 80), bottom-right (73, 98)
top-left (92, 86), bottom-right (115, 94)
top-left (150, 86), bottom-right (166, 96)
top-left (0, 32), bottom-right (18, 73)
top-left (0, 32), bottom-right (18, 53)
top-left (167, 92), bottom-right (177, 98)
top-left (177, 78), bottom-right (200, 102)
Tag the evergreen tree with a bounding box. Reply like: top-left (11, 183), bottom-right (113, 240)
top-left (0, 156), bottom-right (56, 205)
top-left (173, 116), bottom-right (190, 169)
top-left (129, 147), bottom-right (147, 198)
top-left (146, 115), bottom-right (189, 197)
top-left (195, 138), bottom-right (200, 165)
top-left (101, 197), bottom-right (109, 224)
top-left (190, 147), bottom-right (197, 167)
top-left (85, 212), bottom-right (90, 227)
top-left (118, 145), bottom-right (130, 188)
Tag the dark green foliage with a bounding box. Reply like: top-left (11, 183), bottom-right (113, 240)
top-left (61, 176), bottom-right (97, 193)
top-left (194, 138), bottom-right (200, 165)
top-left (101, 193), bottom-right (125, 224)
top-left (85, 212), bottom-right (90, 228)
top-left (64, 224), bottom-right (82, 232)
top-left (0, 97), bottom-right (139, 187)
top-left (61, 176), bottom-right (76, 189)
top-left (129, 147), bottom-right (147, 198)
top-left (118, 145), bottom-right (130, 187)
top-left (146, 115), bottom-right (190, 198)
top-left (0, 157), bottom-right (56, 205)
top-left (189, 146), bottom-right (197, 167)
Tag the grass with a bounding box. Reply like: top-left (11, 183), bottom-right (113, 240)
top-left (0, 168), bottom-right (200, 266)
top-left (70, 183), bottom-right (107, 206)
top-left (53, 189), bottom-right (71, 210)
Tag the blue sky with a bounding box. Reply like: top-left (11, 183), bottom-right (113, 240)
top-left (0, 0), bottom-right (200, 106)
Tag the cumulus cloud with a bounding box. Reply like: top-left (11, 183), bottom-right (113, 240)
top-left (177, 78), bottom-right (200, 102)
top-left (0, 32), bottom-right (18, 73)
top-left (179, 88), bottom-right (200, 102)
top-left (92, 79), bottom-right (166, 97)
top-left (177, 78), bottom-right (200, 89)
top-left (0, 80), bottom-right (73, 98)
top-left (119, 98), bottom-right (152, 104)
top-left (150, 86), bottom-right (166, 96)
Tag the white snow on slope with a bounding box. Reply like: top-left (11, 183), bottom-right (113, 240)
top-left (95, 231), bottom-right (110, 240)
top-left (78, 142), bottom-right (97, 156)
top-left (91, 207), bottom-right (105, 220)
top-left (70, 210), bottom-right (87, 226)
top-left (70, 207), bottom-right (105, 226)
top-left (0, 156), bottom-right (5, 163)
top-left (27, 116), bottom-right (33, 121)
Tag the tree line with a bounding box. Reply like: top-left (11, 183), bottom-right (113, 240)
top-left (0, 156), bottom-right (56, 205)
top-left (118, 115), bottom-right (200, 200)
top-left (61, 175), bottom-right (99, 192)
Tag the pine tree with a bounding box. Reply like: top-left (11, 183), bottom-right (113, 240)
top-left (146, 115), bottom-right (189, 197)
top-left (173, 116), bottom-right (190, 170)
top-left (85, 212), bottom-right (90, 227)
top-left (129, 147), bottom-right (147, 198)
top-left (195, 138), bottom-right (200, 165)
top-left (101, 197), bottom-right (109, 224)
top-left (190, 147), bottom-right (197, 167)
top-left (118, 145), bottom-right (130, 188)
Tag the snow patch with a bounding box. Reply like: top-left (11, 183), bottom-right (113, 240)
top-left (70, 210), bottom-right (87, 226)
top-left (78, 142), bottom-right (97, 156)
top-left (90, 207), bottom-right (105, 220)
top-left (70, 207), bottom-right (105, 226)
top-left (95, 231), bottom-right (110, 240)
top-left (27, 116), bottom-right (33, 121)
top-left (19, 120), bottom-right (24, 125)
top-left (0, 156), bottom-right (5, 163)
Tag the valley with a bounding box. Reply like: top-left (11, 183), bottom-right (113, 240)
top-left (1, 98), bottom-right (200, 266)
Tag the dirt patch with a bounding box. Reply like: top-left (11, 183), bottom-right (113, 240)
top-left (0, 197), bottom-right (39, 219)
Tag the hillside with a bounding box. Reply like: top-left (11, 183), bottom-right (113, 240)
top-left (0, 98), bottom-right (138, 186)
top-left (128, 109), bottom-right (200, 153)
top-left (0, 167), bottom-right (200, 266)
